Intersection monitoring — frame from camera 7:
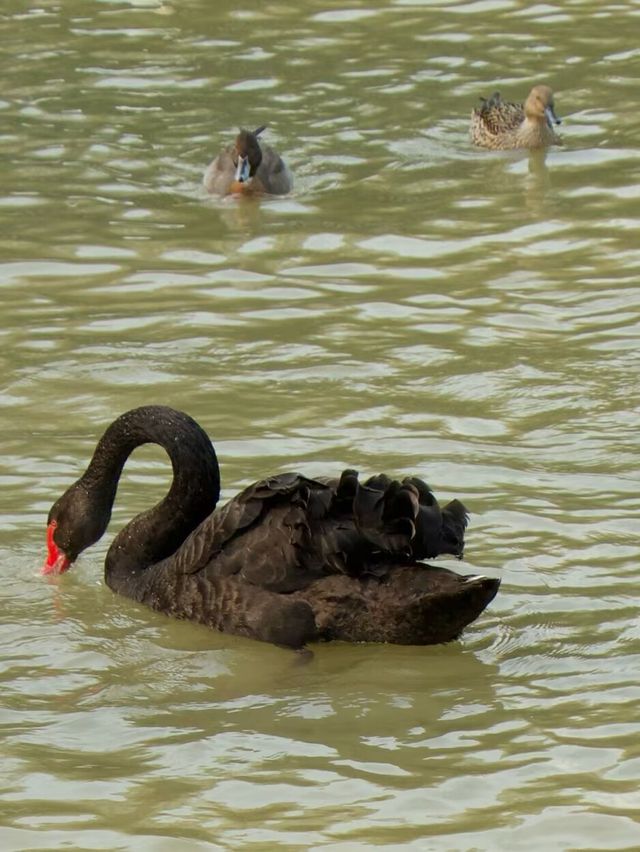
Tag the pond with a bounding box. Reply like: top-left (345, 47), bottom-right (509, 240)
top-left (1, 0), bottom-right (639, 849)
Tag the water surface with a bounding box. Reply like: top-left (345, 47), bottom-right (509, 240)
top-left (2, 0), bottom-right (640, 849)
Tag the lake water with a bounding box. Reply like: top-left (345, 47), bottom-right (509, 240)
top-left (1, 0), bottom-right (639, 849)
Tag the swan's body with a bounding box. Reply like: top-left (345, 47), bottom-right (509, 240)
top-left (43, 406), bottom-right (499, 647)
top-left (471, 85), bottom-right (562, 150)
top-left (203, 126), bottom-right (293, 196)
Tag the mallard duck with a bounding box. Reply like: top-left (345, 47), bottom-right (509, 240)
top-left (203, 125), bottom-right (293, 196)
top-left (471, 85), bottom-right (562, 150)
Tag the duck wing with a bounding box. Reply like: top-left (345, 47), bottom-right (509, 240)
top-left (255, 145), bottom-right (293, 194)
top-left (203, 146), bottom-right (236, 195)
top-left (475, 92), bottom-right (524, 135)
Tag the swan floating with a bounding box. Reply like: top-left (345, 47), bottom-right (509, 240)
top-left (43, 406), bottom-right (499, 647)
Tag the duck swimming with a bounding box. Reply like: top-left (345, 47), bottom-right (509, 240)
top-left (42, 406), bottom-right (499, 648)
top-left (471, 85), bottom-right (562, 150)
top-left (203, 125), bottom-right (293, 196)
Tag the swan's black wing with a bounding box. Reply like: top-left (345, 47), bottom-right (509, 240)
top-left (165, 473), bottom-right (327, 589)
top-left (168, 470), bottom-right (468, 594)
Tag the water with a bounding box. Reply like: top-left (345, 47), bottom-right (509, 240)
top-left (2, 0), bottom-right (640, 848)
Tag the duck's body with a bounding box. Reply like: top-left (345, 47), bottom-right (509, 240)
top-left (471, 85), bottom-right (562, 150)
top-left (203, 126), bottom-right (293, 196)
top-left (43, 406), bottom-right (499, 648)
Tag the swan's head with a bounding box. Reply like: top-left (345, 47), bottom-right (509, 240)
top-left (524, 85), bottom-right (561, 127)
top-left (233, 125), bottom-right (266, 183)
top-left (42, 480), bottom-right (111, 575)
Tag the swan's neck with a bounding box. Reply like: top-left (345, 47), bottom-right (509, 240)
top-left (79, 406), bottom-right (220, 594)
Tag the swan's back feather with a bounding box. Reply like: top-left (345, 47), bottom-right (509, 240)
top-left (168, 470), bottom-right (467, 594)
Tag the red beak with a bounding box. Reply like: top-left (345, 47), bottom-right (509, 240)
top-left (42, 521), bottom-right (71, 575)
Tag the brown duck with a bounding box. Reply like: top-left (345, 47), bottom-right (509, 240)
top-left (203, 125), bottom-right (293, 196)
top-left (42, 406), bottom-right (500, 648)
top-left (471, 85), bottom-right (562, 150)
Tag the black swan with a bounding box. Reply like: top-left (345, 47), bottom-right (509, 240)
top-left (42, 406), bottom-right (500, 648)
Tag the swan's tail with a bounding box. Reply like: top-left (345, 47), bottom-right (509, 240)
top-left (300, 568), bottom-right (500, 644)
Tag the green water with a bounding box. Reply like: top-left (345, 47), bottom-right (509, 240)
top-left (1, 0), bottom-right (639, 849)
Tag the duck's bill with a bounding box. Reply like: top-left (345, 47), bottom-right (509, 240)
top-left (41, 521), bottom-right (71, 575)
top-left (545, 105), bottom-right (561, 127)
top-left (234, 155), bottom-right (250, 183)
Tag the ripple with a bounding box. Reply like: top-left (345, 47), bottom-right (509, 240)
top-left (2, 0), bottom-right (640, 849)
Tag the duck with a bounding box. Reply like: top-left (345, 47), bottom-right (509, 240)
top-left (470, 84), bottom-right (562, 150)
top-left (203, 125), bottom-right (293, 196)
top-left (42, 406), bottom-right (500, 648)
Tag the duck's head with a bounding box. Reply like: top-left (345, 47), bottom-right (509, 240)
top-left (233, 125), bottom-right (267, 183)
top-left (524, 85), bottom-right (561, 127)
